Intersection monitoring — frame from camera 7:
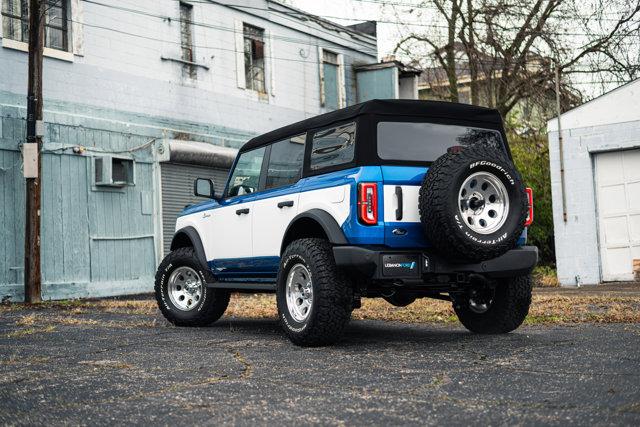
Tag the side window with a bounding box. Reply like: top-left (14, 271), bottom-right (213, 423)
top-left (310, 122), bottom-right (356, 171)
top-left (265, 134), bottom-right (305, 190)
top-left (226, 147), bottom-right (266, 198)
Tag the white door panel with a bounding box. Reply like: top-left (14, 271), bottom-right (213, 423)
top-left (383, 185), bottom-right (421, 223)
top-left (253, 193), bottom-right (300, 257)
top-left (199, 202), bottom-right (254, 261)
top-left (298, 184), bottom-right (351, 226)
top-left (595, 149), bottom-right (640, 282)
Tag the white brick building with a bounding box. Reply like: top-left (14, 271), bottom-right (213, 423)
top-left (548, 79), bottom-right (640, 286)
top-left (0, 0), bottom-right (419, 301)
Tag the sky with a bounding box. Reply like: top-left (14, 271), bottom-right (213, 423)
top-left (287, 0), bottom-right (636, 99)
top-left (287, 0), bottom-right (406, 58)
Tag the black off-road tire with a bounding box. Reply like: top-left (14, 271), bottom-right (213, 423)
top-left (155, 247), bottom-right (230, 327)
top-left (276, 238), bottom-right (353, 347)
top-left (419, 145), bottom-right (528, 262)
top-left (454, 275), bottom-right (532, 334)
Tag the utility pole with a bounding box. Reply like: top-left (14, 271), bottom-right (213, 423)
top-left (24, 0), bottom-right (45, 303)
top-left (554, 61), bottom-right (568, 223)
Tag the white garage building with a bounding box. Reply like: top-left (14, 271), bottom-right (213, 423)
top-left (548, 79), bottom-right (640, 286)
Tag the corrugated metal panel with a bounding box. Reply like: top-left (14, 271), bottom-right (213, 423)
top-left (161, 163), bottom-right (229, 256)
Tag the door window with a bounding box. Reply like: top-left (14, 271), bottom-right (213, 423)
top-left (226, 147), bottom-right (266, 197)
top-left (265, 134), bottom-right (306, 190)
top-left (309, 122), bottom-right (356, 171)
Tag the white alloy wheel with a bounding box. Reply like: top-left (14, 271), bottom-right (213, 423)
top-left (458, 171), bottom-right (509, 234)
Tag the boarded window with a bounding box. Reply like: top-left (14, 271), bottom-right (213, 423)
top-left (322, 50), bottom-right (340, 111)
top-left (310, 122), bottom-right (356, 171)
top-left (1, 0), bottom-right (69, 51)
top-left (243, 23), bottom-right (266, 93)
top-left (179, 2), bottom-right (196, 79)
top-left (265, 134), bottom-right (305, 190)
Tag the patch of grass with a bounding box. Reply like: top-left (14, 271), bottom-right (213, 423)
top-left (222, 293), bottom-right (640, 325)
top-left (5, 325), bottom-right (56, 338)
top-left (532, 265), bottom-right (559, 287)
top-left (15, 313), bottom-right (38, 326)
top-left (0, 355), bottom-right (51, 365)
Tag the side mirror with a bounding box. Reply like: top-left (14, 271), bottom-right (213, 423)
top-left (194, 178), bottom-right (216, 199)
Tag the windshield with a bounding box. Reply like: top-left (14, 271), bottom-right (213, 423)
top-left (377, 122), bottom-right (504, 163)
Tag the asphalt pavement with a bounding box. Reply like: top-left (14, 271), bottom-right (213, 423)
top-left (1, 303), bottom-right (639, 426)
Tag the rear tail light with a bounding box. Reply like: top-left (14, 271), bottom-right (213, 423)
top-left (358, 182), bottom-right (378, 225)
top-left (524, 187), bottom-right (533, 226)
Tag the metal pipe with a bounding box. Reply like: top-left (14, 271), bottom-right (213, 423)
top-left (555, 62), bottom-right (568, 222)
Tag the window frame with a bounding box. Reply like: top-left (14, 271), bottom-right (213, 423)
top-left (1, 0), bottom-right (71, 52)
top-left (318, 47), bottom-right (345, 110)
top-left (302, 120), bottom-right (358, 178)
top-left (178, 1), bottom-right (196, 79)
top-left (242, 22), bottom-right (266, 94)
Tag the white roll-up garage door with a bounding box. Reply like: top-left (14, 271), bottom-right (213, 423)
top-left (595, 149), bottom-right (640, 281)
top-left (160, 163), bottom-right (229, 257)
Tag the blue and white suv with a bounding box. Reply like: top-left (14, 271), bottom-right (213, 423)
top-left (155, 100), bottom-right (537, 346)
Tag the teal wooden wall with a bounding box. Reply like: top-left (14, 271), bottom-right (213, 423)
top-left (0, 91), bottom-right (254, 301)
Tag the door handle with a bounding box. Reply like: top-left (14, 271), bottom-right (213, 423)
top-left (277, 200), bottom-right (294, 208)
top-left (235, 208), bottom-right (250, 215)
top-left (395, 186), bottom-right (403, 220)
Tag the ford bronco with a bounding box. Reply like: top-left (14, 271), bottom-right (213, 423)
top-left (155, 99), bottom-right (537, 346)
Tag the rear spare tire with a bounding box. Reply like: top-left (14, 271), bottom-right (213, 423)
top-left (419, 145), bottom-right (527, 262)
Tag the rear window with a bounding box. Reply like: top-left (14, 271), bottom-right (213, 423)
top-left (377, 122), bottom-right (503, 163)
top-left (310, 122), bottom-right (356, 171)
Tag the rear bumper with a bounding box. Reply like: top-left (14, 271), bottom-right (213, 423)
top-left (333, 245), bottom-right (538, 280)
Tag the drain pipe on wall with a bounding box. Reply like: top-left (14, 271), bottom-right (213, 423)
top-left (555, 62), bottom-right (568, 223)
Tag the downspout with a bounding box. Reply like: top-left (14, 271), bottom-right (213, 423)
top-left (554, 62), bottom-right (567, 222)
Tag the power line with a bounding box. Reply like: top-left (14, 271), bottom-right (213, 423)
top-left (347, 0), bottom-right (637, 22)
top-left (80, 0), bottom-right (378, 56)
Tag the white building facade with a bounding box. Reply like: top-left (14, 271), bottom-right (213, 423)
top-left (548, 80), bottom-right (640, 286)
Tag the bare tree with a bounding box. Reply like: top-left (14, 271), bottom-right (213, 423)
top-left (395, 0), bottom-right (640, 119)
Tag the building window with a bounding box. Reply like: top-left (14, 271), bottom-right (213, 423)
top-left (1, 0), bottom-right (69, 51)
top-left (179, 1), bottom-right (195, 79)
top-left (243, 23), bottom-right (266, 93)
top-left (322, 50), bottom-right (340, 110)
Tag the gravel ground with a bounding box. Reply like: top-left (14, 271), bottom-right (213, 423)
top-left (1, 301), bottom-right (639, 426)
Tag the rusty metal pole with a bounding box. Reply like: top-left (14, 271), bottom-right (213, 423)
top-left (554, 61), bottom-right (568, 223)
top-left (24, 0), bottom-right (44, 303)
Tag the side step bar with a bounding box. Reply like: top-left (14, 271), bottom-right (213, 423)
top-left (205, 282), bottom-right (276, 291)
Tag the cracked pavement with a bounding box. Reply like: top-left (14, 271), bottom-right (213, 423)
top-left (1, 302), bottom-right (639, 426)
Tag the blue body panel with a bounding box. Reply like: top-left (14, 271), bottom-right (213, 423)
top-left (176, 165), bottom-right (528, 282)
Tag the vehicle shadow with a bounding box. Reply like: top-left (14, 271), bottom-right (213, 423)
top-left (208, 317), bottom-right (534, 348)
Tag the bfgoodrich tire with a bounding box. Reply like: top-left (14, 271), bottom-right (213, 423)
top-left (419, 145), bottom-right (528, 262)
top-left (155, 247), bottom-right (230, 327)
top-left (276, 238), bottom-right (353, 347)
top-left (454, 275), bottom-right (532, 334)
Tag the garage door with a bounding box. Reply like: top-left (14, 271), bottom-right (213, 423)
top-left (160, 163), bottom-right (229, 257)
top-left (595, 149), bottom-right (640, 281)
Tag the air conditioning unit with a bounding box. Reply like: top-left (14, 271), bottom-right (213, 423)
top-left (94, 156), bottom-right (134, 187)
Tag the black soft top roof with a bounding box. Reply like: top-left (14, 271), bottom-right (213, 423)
top-left (240, 99), bottom-right (504, 152)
